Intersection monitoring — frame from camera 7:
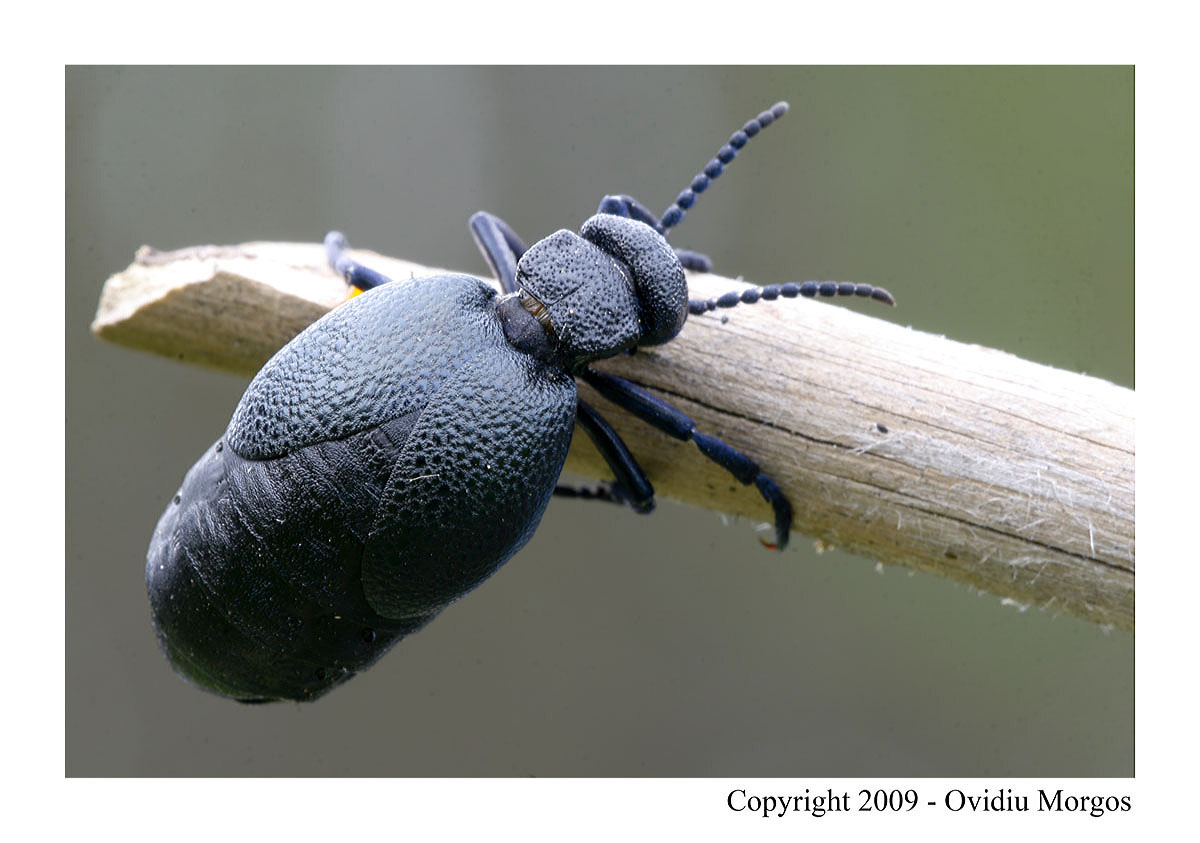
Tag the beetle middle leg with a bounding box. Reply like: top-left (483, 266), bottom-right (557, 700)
top-left (554, 398), bottom-right (655, 514)
top-left (580, 367), bottom-right (792, 550)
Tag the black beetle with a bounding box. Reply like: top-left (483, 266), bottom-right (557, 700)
top-left (146, 101), bottom-right (895, 702)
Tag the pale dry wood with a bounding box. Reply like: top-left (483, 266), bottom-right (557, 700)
top-left (93, 242), bottom-right (1135, 630)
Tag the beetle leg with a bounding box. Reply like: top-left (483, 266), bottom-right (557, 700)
top-left (324, 231), bottom-right (399, 293)
top-left (558, 398), bottom-right (655, 514)
top-left (553, 483), bottom-right (658, 510)
top-left (597, 193), bottom-right (665, 233)
top-left (469, 211), bottom-right (528, 294)
top-left (581, 368), bottom-right (792, 550)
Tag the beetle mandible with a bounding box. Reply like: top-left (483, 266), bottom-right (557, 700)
top-left (146, 101), bottom-right (895, 702)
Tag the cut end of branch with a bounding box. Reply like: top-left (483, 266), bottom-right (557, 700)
top-left (92, 242), bottom-right (438, 375)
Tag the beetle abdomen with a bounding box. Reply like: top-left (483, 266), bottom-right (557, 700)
top-left (147, 417), bottom-right (431, 701)
top-left (147, 273), bottom-right (578, 701)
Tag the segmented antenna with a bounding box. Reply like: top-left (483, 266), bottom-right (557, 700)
top-left (689, 281), bottom-right (896, 315)
top-left (659, 101), bottom-right (790, 233)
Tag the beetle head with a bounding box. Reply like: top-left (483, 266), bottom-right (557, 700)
top-left (579, 213), bottom-right (688, 346)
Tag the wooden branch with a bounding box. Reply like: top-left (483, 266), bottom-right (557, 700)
top-left (94, 242), bottom-right (1135, 631)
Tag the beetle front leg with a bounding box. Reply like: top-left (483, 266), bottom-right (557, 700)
top-left (469, 211), bottom-right (529, 294)
top-left (597, 193), bottom-right (665, 232)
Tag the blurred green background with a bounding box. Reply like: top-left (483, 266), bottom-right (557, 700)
top-left (66, 67), bottom-right (1132, 776)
